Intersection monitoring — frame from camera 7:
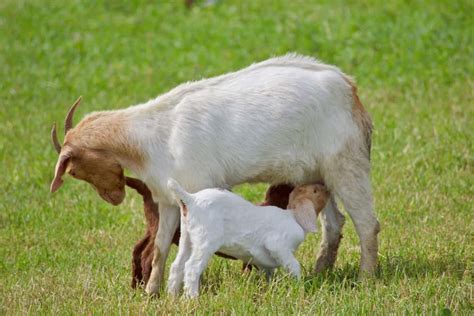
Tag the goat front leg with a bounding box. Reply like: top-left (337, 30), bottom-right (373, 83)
top-left (145, 202), bottom-right (180, 295)
top-left (266, 241), bottom-right (301, 279)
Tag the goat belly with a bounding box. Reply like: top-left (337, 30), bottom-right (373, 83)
top-left (217, 244), bottom-right (278, 269)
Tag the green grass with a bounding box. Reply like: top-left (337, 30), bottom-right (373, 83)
top-left (0, 0), bottom-right (472, 314)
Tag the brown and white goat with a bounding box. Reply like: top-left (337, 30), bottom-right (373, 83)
top-left (50, 54), bottom-right (379, 295)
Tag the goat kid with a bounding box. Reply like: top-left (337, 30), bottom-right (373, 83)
top-left (129, 177), bottom-right (294, 288)
top-left (166, 179), bottom-right (329, 298)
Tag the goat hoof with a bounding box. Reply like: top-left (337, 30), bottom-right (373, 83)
top-left (145, 282), bottom-right (159, 296)
top-left (167, 285), bottom-right (180, 297)
top-left (314, 260), bottom-right (334, 274)
top-left (357, 269), bottom-right (377, 282)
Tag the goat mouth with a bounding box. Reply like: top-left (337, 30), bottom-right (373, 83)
top-left (101, 190), bottom-right (125, 206)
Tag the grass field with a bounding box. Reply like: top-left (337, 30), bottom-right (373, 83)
top-left (0, 0), bottom-right (472, 314)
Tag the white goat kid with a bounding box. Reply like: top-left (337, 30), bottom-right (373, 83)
top-left (166, 179), bottom-right (330, 298)
top-left (50, 54), bottom-right (379, 295)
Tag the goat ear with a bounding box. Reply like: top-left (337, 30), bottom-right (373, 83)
top-left (293, 199), bottom-right (318, 233)
top-left (50, 154), bottom-right (70, 193)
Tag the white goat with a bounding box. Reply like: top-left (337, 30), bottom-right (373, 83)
top-left (50, 54), bottom-right (379, 295)
top-left (166, 179), bottom-right (330, 298)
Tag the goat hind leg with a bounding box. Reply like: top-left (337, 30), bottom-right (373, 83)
top-left (183, 247), bottom-right (216, 298)
top-left (325, 152), bottom-right (380, 276)
top-left (167, 224), bottom-right (191, 296)
top-left (314, 196), bottom-right (345, 273)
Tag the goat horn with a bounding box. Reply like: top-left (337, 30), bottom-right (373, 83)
top-left (64, 96), bottom-right (82, 135)
top-left (51, 123), bottom-right (61, 154)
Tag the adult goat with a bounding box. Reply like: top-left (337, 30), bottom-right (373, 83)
top-left (50, 54), bottom-right (379, 295)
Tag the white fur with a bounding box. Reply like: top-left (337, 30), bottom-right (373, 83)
top-left (108, 54), bottom-right (379, 294)
top-left (166, 179), bottom-right (317, 298)
top-left (123, 54), bottom-right (358, 197)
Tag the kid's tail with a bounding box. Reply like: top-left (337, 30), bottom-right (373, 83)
top-left (167, 178), bottom-right (193, 207)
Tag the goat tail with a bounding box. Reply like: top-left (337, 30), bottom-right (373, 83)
top-left (167, 178), bottom-right (193, 207)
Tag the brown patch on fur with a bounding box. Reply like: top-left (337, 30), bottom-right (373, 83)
top-left (344, 78), bottom-right (373, 159)
top-left (52, 110), bottom-right (146, 205)
top-left (288, 183), bottom-right (330, 215)
top-left (60, 144), bottom-right (126, 205)
top-left (67, 111), bottom-right (145, 165)
top-left (258, 184), bottom-right (294, 208)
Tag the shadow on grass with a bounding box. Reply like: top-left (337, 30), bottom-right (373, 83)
top-left (136, 254), bottom-right (469, 298)
top-left (303, 254), bottom-right (468, 291)
top-left (378, 254), bottom-right (468, 279)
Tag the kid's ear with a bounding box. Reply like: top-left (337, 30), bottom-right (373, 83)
top-left (293, 199), bottom-right (318, 233)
